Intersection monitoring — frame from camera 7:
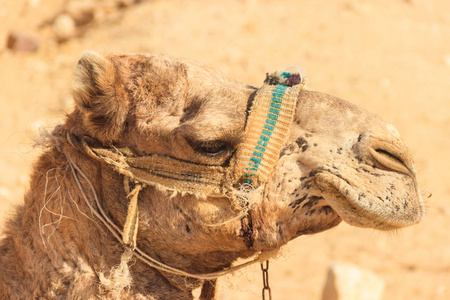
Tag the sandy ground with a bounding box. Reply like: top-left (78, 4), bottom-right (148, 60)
top-left (0, 0), bottom-right (449, 299)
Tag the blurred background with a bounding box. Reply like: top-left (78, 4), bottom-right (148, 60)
top-left (0, 0), bottom-right (449, 299)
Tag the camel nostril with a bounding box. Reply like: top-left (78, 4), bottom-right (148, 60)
top-left (374, 149), bottom-right (404, 166)
top-left (369, 147), bottom-right (412, 175)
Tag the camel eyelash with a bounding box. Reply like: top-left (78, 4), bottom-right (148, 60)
top-left (195, 140), bottom-right (230, 156)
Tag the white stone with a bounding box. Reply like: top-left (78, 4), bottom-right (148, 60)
top-left (28, 0), bottom-right (40, 6)
top-left (444, 55), bottom-right (450, 67)
top-left (321, 262), bottom-right (385, 300)
top-left (53, 14), bottom-right (76, 42)
top-left (0, 186), bottom-right (12, 199)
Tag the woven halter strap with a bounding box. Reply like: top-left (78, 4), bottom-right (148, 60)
top-left (67, 135), bottom-right (233, 197)
top-left (65, 70), bottom-right (304, 281)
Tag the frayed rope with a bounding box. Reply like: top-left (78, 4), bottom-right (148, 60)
top-left (98, 248), bottom-right (134, 299)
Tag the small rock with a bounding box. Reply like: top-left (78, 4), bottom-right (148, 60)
top-left (53, 14), bottom-right (77, 42)
top-left (28, 0), bottom-right (40, 6)
top-left (28, 119), bottom-right (46, 137)
top-left (0, 186), bottom-right (12, 199)
top-left (59, 90), bottom-right (74, 112)
top-left (117, 0), bottom-right (136, 8)
top-left (64, 4), bottom-right (95, 27)
top-left (444, 55), bottom-right (450, 67)
top-left (321, 262), bottom-right (385, 300)
top-left (64, 1), bottom-right (97, 26)
top-left (6, 31), bottom-right (39, 52)
top-left (17, 175), bottom-right (29, 186)
top-left (379, 77), bottom-right (391, 88)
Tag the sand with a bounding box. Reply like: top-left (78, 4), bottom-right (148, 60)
top-left (0, 0), bottom-right (449, 299)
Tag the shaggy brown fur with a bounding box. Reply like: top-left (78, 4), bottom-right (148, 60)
top-left (0, 52), bottom-right (424, 299)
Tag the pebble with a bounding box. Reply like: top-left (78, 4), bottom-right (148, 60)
top-left (6, 31), bottom-right (39, 52)
top-left (444, 55), bottom-right (450, 67)
top-left (0, 186), bottom-right (12, 199)
top-left (53, 14), bottom-right (77, 42)
top-left (321, 262), bottom-right (385, 300)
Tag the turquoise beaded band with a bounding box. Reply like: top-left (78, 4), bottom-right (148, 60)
top-left (234, 70), bottom-right (304, 186)
top-left (244, 84), bottom-right (288, 184)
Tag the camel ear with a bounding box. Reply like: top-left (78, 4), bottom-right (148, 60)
top-left (72, 51), bottom-right (129, 143)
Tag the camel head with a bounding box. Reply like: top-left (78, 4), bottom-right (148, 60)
top-left (67, 51), bottom-right (424, 274)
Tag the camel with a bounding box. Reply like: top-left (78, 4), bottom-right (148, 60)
top-left (0, 51), bottom-right (424, 299)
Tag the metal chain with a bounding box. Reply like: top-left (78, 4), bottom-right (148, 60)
top-left (261, 260), bottom-right (272, 300)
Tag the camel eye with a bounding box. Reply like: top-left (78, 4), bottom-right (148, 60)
top-left (197, 140), bottom-right (229, 156)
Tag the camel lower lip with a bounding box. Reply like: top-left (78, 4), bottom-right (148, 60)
top-left (314, 171), bottom-right (408, 230)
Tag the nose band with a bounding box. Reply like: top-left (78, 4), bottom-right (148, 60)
top-left (234, 74), bottom-right (303, 186)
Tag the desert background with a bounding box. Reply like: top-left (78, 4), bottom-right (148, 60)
top-left (0, 0), bottom-right (449, 299)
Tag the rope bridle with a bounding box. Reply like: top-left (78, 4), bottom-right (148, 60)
top-left (62, 71), bottom-right (304, 298)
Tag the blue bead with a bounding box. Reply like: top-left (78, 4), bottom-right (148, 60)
top-left (268, 113), bottom-right (278, 120)
top-left (264, 124), bottom-right (274, 131)
top-left (270, 102), bottom-right (281, 109)
top-left (250, 157), bottom-right (262, 164)
top-left (255, 145), bottom-right (266, 152)
top-left (253, 151), bottom-right (264, 158)
top-left (272, 97), bottom-right (283, 103)
top-left (269, 108), bottom-right (280, 115)
top-left (246, 167), bottom-right (258, 172)
top-left (266, 119), bottom-right (276, 126)
top-left (262, 129), bottom-right (272, 136)
top-left (260, 135), bottom-right (270, 142)
top-left (257, 140), bottom-right (268, 147)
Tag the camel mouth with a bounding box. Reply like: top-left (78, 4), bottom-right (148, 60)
top-left (314, 170), bottom-right (424, 231)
